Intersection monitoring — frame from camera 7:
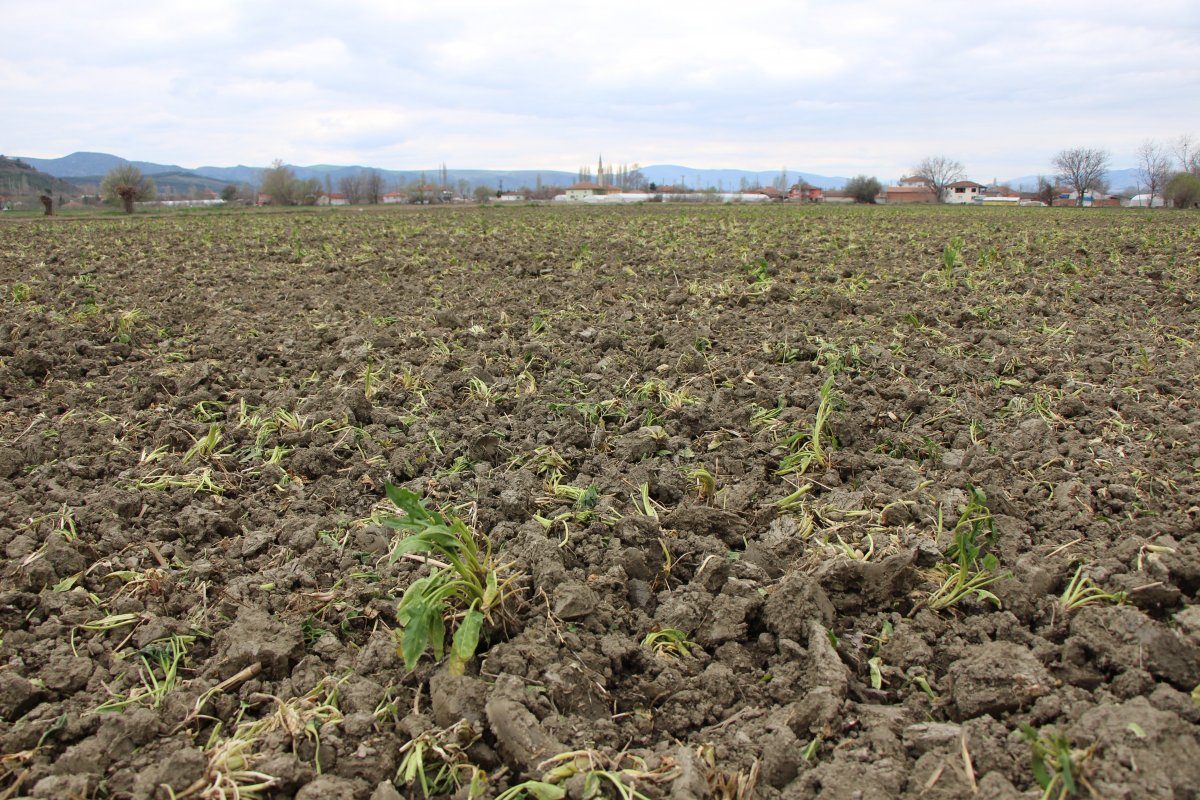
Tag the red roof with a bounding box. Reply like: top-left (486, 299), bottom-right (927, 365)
top-left (568, 181), bottom-right (603, 190)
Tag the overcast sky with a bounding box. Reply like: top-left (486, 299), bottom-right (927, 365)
top-left (5, 1), bottom-right (1199, 180)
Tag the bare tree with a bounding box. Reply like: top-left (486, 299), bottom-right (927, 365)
top-left (772, 166), bottom-right (790, 192)
top-left (338, 173), bottom-right (364, 205)
top-left (911, 156), bottom-right (965, 202)
top-left (101, 164), bottom-right (157, 213)
top-left (1136, 139), bottom-right (1171, 205)
top-left (363, 170), bottom-right (384, 204)
top-left (1174, 133), bottom-right (1200, 176)
top-left (1052, 147), bottom-right (1111, 206)
top-left (1035, 175), bottom-right (1058, 207)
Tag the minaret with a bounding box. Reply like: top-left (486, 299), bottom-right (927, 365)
top-left (597, 154), bottom-right (605, 187)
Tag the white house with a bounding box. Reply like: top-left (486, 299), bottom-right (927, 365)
top-left (945, 180), bottom-right (986, 204)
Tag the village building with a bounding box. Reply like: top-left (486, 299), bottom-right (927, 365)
top-left (316, 192), bottom-right (349, 206)
top-left (564, 181), bottom-right (606, 200)
top-left (944, 180), bottom-right (986, 204)
top-left (883, 178), bottom-right (936, 204)
top-left (788, 185), bottom-right (824, 202)
top-left (748, 186), bottom-right (784, 201)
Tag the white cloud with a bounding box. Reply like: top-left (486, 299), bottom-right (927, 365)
top-left (3, 1), bottom-right (1198, 178)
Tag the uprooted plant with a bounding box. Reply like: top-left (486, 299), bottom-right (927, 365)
top-left (385, 484), bottom-right (521, 674)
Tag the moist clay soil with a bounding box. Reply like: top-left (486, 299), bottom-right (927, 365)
top-left (1, 204), bottom-right (1198, 799)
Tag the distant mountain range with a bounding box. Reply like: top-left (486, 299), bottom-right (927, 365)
top-left (17, 151), bottom-right (852, 192)
top-left (14, 151), bottom-right (1147, 195)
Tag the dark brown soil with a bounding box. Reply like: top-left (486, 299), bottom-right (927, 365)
top-left (1, 205), bottom-right (1198, 799)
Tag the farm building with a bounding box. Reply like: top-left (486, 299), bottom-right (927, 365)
top-left (883, 184), bottom-right (936, 204)
top-left (821, 190), bottom-right (857, 204)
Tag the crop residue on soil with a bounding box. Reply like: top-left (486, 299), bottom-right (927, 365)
top-left (1, 204), bottom-right (1199, 799)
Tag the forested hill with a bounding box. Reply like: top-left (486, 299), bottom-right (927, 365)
top-left (0, 156), bottom-right (79, 196)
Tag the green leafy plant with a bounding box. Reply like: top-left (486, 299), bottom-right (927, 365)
top-left (1059, 564), bottom-right (1126, 613)
top-left (740, 257), bottom-right (770, 286)
top-left (397, 721), bottom-right (487, 799)
top-left (112, 308), bottom-right (143, 343)
top-left (642, 627), bottom-right (697, 659)
top-left (510, 750), bottom-right (676, 800)
top-left (96, 635), bottom-right (191, 712)
top-left (632, 482), bottom-right (659, 520)
top-left (777, 375), bottom-right (838, 476)
top-left (495, 782), bottom-right (566, 800)
top-left (941, 236), bottom-right (964, 286)
top-left (1020, 725), bottom-right (1093, 799)
top-left (927, 487), bottom-right (1010, 610)
top-left (385, 485), bottom-right (519, 673)
top-left (685, 466), bottom-right (716, 502)
top-left (182, 423), bottom-right (227, 464)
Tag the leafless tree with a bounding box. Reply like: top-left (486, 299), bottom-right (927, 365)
top-left (338, 174), bottom-right (364, 204)
top-left (1035, 176), bottom-right (1058, 207)
top-left (363, 170), bottom-right (384, 204)
top-left (772, 166), bottom-right (790, 192)
top-left (1174, 133), bottom-right (1200, 176)
top-left (911, 156), bottom-right (965, 202)
top-left (1052, 147), bottom-right (1111, 206)
top-left (1136, 140), bottom-right (1172, 205)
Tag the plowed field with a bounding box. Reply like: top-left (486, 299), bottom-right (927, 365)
top-left (2, 205), bottom-right (1198, 799)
